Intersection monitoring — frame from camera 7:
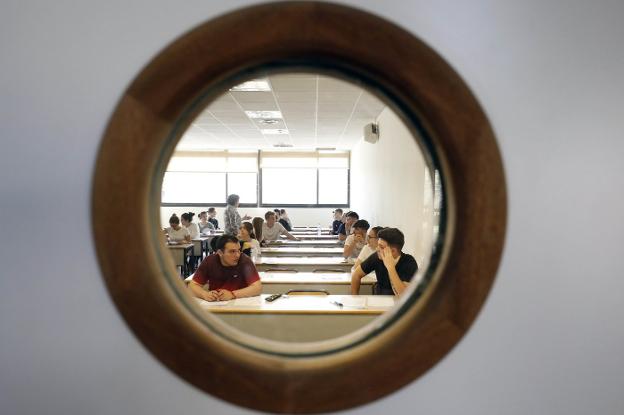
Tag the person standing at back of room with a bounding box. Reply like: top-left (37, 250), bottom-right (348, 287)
top-left (223, 194), bottom-right (250, 235)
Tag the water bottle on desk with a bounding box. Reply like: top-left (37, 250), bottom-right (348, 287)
top-left (317, 223), bottom-right (321, 236)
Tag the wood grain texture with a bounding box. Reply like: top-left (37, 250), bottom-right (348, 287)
top-left (92, 1), bottom-right (506, 412)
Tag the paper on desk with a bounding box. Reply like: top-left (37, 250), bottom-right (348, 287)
top-left (193, 298), bottom-right (230, 306)
top-left (366, 296), bottom-right (395, 308)
top-left (336, 296), bottom-right (366, 309)
top-left (233, 296), bottom-right (263, 306)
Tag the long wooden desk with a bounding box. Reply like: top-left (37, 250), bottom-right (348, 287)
top-left (255, 256), bottom-right (353, 272)
top-left (265, 240), bottom-right (341, 248)
top-left (289, 230), bottom-right (332, 236)
top-left (282, 234), bottom-right (338, 241)
top-left (167, 243), bottom-right (194, 277)
top-left (260, 246), bottom-right (344, 257)
top-left (260, 271), bottom-right (375, 295)
top-left (195, 294), bottom-right (396, 342)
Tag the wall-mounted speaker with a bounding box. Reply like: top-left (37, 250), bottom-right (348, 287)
top-left (364, 123), bottom-right (379, 143)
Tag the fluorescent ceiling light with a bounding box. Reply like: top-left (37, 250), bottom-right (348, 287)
top-left (245, 110), bottom-right (282, 119)
top-left (261, 129), bottom-right (289, 135)
top-left (230, 79), bottom-right (271, 91)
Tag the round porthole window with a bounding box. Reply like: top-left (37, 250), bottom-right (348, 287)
top-left (92, 2), bottom-right (506, 412)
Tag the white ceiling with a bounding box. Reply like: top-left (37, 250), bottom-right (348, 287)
top-left (175, 72), bottom-right (386, 151)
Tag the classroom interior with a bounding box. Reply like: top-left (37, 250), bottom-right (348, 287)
top-left (159, 70), bottom-right (442, 343)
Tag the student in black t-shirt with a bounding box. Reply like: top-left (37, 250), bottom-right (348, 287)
top-left (350, 227), bottom-right (418, 296)
top-left (331, 208), bottom-right (343, 235)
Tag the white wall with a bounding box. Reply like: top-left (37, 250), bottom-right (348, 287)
top-left (350, 107), bottom-right (434, 266)
top-left (3, 1), bottom-right (624, 415)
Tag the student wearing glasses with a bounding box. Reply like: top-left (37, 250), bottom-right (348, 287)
top-left (352, 226), bottom-right (385, 270)
top-left (188, 235), bottom-right (262, 302)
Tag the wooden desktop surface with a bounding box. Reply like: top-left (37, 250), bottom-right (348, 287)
top-left (260, 246), bottom-right (344, 257)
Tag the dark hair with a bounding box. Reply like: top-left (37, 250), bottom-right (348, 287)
top-left (216, 234), bottom-right (239, 251)
top-left (240, 222), bottom-right (256, 239)
top-left (181, 212), bottom-right (195, 222)
top-left (208, 207), bottom-right (216, 214)
top-left (273, 208), bottom-right (281, 216)
top-left (345, 211), bottom-right (359, 219)
top-left (370, 226), bottom-right (385, 237)
top-left (377, 228), bottom-right (405, 250)
top-left (252, 217), bottom-right (264, 241)
top-left (334, 208), bottom-right (343, 214)
top-left (199, 211), bottom-right (207, 217)
top-left (169, 214), bottom-right (180, 225)
top-left (352, 219), bottom-right (370, 231)
top-left (279, 209), bottom-right (286, 215)
top-left (265, 211), bottom-right (276, 220)
top-left (226, 194), bottom-right (239, 206)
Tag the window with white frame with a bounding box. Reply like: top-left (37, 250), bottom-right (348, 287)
top-left (161, 151), bottom-right (258, 205)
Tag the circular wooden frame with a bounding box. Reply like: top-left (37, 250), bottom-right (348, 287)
top-left (92, 2), bottom-right (506, 413)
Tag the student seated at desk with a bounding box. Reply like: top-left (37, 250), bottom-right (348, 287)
top-left (261, 211), bottom-right (298, 242)
top-left (252, 217), bottom-right (264, 246)
top-left (198, 211), bottom-right (215, 234)
top-left (331, 208), bottom-right (343, 235)
top-left (181, 212), bottom-right (199, 239)
top-left (353, 226), bottom-right (385, 271)
top-left (238, 222), bottom-right (260, 259)
top-left (207, 207), bottom-right (219, 229)
top-left (343, 219), bottom-right (370, 259)
top-left (278, 208), bottom-right (293, 231)
top-left (165, 214), bottom-right (191, 243)
top-left (338, 211), bottom-right (359, 241)
top-left (351, 228), bottom-right (418, 296)
top-left (188, 234), bottom-right (262, 302)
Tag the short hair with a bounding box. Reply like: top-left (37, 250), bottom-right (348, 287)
top-left (345, 211), bottom-right (359, 220)
top-left (169, 214), bottom-right (180, 225)
top-left (181, 212), bottom-right (195, 222)
top-left (216, 234), bottom-right (239, 251)
top-left (226, 194), bottom-right (239, 205)
top-left (279, 209), bottom-right (286, 215)
top-left (352, 219), bottom-right (370, 231)
top-left (377, 228), bottom-right (405, 251)
top-left (333, 208), bottom-right (343, 214)
top-left (199, 211), bottom-right (207, 217)
top-left (265, 211), bottom-right (276, 220)
top-left (370, 226), bottom-right (385, 236)
top-left (207, 207), bottom-right (216, 214)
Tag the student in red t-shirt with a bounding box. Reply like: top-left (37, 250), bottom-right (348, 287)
top-left (188, 234), bottom-right (262, 302)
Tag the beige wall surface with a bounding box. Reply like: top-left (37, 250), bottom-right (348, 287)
top-left (2, 1), bottom-right (624, 415)
top-left (350, 107), bottom-right (434, 267)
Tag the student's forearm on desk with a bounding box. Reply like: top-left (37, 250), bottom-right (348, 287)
top-left (233, 280), bottom-right (262, 298)
top-left (189, 281), bottom-right (215, 301)
top-left (350, 266), bottom-right (364, 295)
top-left (343, 243), bottom-right (354, 258)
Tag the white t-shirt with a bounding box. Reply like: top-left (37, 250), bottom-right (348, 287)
top-left (356, 244), bottom-right (376, 263)
top-left (241, 238), bottom-right (261, 258)
top-left (262, 222), bottom-right (287, 241)
top-left (166, 226), bottom-right (190, 242)
top-left (344, 234), bottom-right (366, 258)
top-left (186, 223), bottom-right (199, 239)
